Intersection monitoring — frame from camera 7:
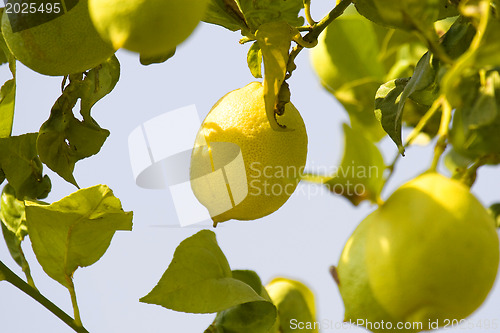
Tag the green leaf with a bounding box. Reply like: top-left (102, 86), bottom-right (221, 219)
top-left (377, 52), bottom-right (436, 153)
top-left (37, 96), bottom-right (110, 187)
top-left (247, 42), bottom-right (263, 79)
top-left (231, 270), bottom-right (264, 295)
top-left (0, 79), bottom-right (15, 139)
top-left (0, 169), bottom-right (5, 185)
top-left (37, 59), bottom-right (118, 186)
top-left (302, 124), bottom-right (385, 205)
top-left (0, 133), bottom-right (52, 200)
top-left (236, 0), bottom-right (304, 32)
top-left (0, 27), bottom-right (16, 139)
top-left (374, 78), bottom-right (410, 153)
top-left (80, 56), bottom-right (120, 120)
top-left (475, 16), bottom-right (500, 69)
top-left (0, 32), bottom-right (7, 65)
top-left (256, 21), bottom-right (298, 131)
top-left (443, 148), bottom-right (474, 177)
top-left (1, 185), bottom-right (35, 285)
top-left (331, 124), bottom-right (385, 205)
top-left (211, 270), bottom-right (278, 333)
top-left (1, 223), bottom-right (30, 273)
top-left (440, 17), bottom-right (476, 60)
top-left (24, 185), bottom-right (133, 287)
top-left (449, 70), bottom-right (500, 160)
top-left (0, 10), bottom-right (10, 65)
top-left (488, 204), bottom-right (500, 228)
top-left (464, 72), bottom-right (498, 128)
top-left (213, 300), bottom-right (278, 333)
top-left (0, 184), bottom-right (27, 240)
top-left (140, 230), bottom-right (265, 313)
top-left (203, 0), bottom-right (248, 31)
top-left (140, 48), bottom-right (176, 66)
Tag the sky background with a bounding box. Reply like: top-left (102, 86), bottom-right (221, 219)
top-left (1, 2), bottom-right (499, 333)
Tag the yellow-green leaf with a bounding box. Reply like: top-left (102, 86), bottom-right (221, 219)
top-left (25, 185), bottom-right (133, 287)
top-left (140, 230), bottom-right (265, 313)
top-left (211, 270), bottom-right (279, 333)
top-left (247, 42), bottom-right (263, 79)
top-left (256, 21), bottom-right (298, 131)
top-left (302, 124), bottom-right (385, 205)
top-left (0, 133), bottom-right (51, 200)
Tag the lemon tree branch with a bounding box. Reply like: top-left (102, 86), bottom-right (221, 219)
top-left (287, 0), bottom-right (352, 78)
top-left (0, 260), bottom-right (89, 333)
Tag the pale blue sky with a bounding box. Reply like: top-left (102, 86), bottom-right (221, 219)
top-left (1, 3), bottom-right (499, 332)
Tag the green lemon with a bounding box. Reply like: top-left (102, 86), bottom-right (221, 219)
top-left (1, 0), bottom-right (115, 76)
top-left (339, 173), bottom-right (499, 332)
top-left (190, 82), bottom-right (307, 224)
top-left (337, 215), bottom-right (405, 332)
top-left (88, 0), bottom-right (209, 58)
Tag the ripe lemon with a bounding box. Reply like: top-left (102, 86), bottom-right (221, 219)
top-left (88, 0), bottom-right (209, 58)
top-left (338, 173), bottom-right (499, 332)
top-left (265, 277), bottom-right (318, 333)
top-left (190, 82), bottom-right (308, 224)
top-left (1, 0), bottom-right (115, 76)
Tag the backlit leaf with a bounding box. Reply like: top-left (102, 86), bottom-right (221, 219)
top-left (140, 230), bottom-right (265, 313)
top-left (0, 133), bottom-right (51, 200)
top-left (25, 185), bottom-right (133, 287)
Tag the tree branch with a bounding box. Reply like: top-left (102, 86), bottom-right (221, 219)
top-left (0, 260), bottom-right (89, 333)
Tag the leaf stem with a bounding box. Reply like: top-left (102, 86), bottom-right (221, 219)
top-left (0, 260), bottom-right (89, 333)
top-left (304, 0), bottom-right (316, 26)
top-left (66, 277), bottom-right (83, 327)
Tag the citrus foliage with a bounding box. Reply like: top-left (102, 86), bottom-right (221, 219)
top-left (0, 0), bottom-right (499, 332)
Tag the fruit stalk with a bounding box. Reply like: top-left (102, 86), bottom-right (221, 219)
top-left (429, 98), bottom-right (452, 172)
top-left (287, 0), bottom-right (352, 78)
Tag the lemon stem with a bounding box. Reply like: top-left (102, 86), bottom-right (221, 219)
top-left (304, 0), bottom-right (316, 26)
top-left (429, 98), bottom-right (452, 172)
